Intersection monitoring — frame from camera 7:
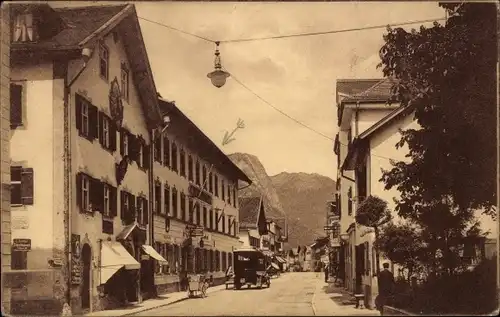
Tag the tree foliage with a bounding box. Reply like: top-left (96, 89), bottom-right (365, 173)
top-left (378, 2), bottom-right (497, 275)
top-left (375, 222), bottom-right (426, 281)
top-left (355, 195), bottom-right (392, 228)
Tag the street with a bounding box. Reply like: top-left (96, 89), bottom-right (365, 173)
top-left (134, 273), bottom-right (321, 316)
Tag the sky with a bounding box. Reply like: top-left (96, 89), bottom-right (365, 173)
top-left (53, 1), bottom-right (446, 179)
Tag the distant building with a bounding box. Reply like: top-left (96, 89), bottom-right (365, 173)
top-left (238, 196), bottom-right (268, 249)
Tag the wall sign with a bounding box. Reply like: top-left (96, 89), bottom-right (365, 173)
top-left (12, 238), bottom-right (31, 251)
top-left (71, 234), bottom-right (82, 285)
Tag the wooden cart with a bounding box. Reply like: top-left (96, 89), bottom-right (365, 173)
top-left (187, 274), bottom-right (209, 298)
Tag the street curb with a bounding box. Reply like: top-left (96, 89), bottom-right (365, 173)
top-left (122, 286), bottom-right (227, 316)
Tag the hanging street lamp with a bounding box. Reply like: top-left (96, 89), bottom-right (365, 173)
top-left (207, 41), bottom-right (230, 88)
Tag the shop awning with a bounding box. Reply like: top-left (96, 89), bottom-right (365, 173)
top-left (100, 241), bottom-right (140, 285)
top-left (275, 256), bottom-right (286, 263)
top-left (142, 245), bottom-right (168, 264)
top-left (271, 262), bottom-right (280, 270)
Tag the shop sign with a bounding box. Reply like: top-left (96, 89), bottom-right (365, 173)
top-left (12, 238), bottom-right (31, 251)
top-left (71, 234), bottom-right (81, 285)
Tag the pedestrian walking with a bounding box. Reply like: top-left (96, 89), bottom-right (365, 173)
top-left (375, 262), bottom-right (395, 314)
top-left (324, 262), bottom-right (329, 283)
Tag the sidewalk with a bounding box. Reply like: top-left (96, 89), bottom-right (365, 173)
top-left (85, 284), bottom-right (227, 316)
top-left (312, 278), bottom-right (380, 316)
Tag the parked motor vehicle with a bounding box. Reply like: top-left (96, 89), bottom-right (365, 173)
top-left (233, 247), bottom-right (271, 290)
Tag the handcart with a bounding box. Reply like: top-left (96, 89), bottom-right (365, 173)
top-left (187, 274), bottom-right (209, 298)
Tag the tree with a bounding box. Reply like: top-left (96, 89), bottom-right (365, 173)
top-left (355, 196), bottom-right (392, 274)
top-left (375, 222), bottom-right (426, 282)
top-left (378, 2), bottom-right (497, 276)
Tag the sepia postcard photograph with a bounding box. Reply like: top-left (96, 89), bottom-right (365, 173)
top-left (0, 0), bottom-right (498, 316)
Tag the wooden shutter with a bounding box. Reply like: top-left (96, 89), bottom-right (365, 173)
top-left (129, 134), bottom-right (139, 162)
top-left (90, 177), bottom-right (104, 212)
top-left (76, 173), bottom-right (82, 208)
top-left (75, 94), bottom-right (82, 132)
top-left (21, 168), bottom-right (34, 205)
top-left (163, 136), bottom-right (170, 167)
top-left (109, 120), bottom-right (117, 152)
top-left (120, 191), bottom-right (127, 221)
top-left (110, 185), bottom-right (117, 217)
top-left (143, 198), bottom-right (149, 225)
top-left (98, 111), bottom-right (104, 146)
top-left (129, 193), bottom-right (136, 220)
top-left (120, 129), bottom-right (125, 156)
top-left (143, 144), bottom-right (150, 170)
top-left (10, 83), bottom-right (23, 127)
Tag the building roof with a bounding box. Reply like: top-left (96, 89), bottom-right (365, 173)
top-left (158, 98), bottom-right (252, 184)
top-left (336, 78), bottom-right (397, 104)
top-left (238, 196), bottom-right (263, 228)
top-left (10, 4), bottom-right (163, 131)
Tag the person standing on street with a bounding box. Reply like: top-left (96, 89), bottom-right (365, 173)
top-left (376, 262), bottom-right (396, 314)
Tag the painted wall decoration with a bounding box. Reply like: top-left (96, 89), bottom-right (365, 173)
top-left (109, 77), bottom-right (124, 127)
top-left (71, 234), bottom-right (82, 285)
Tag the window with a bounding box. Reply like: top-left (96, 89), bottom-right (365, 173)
top-left (121, 64), bottom-right (129, 101)
top-left (228, 185), bottom-right (231, 205)
top-left (10, 83), bottom-right (23, 128)
top-left (222, 215), bottom-right (226, 233)
top-left (195, 161), bottom-right (200, 185)
top-left (172, 143), bottom-right (178, 172)
top-left (180, 191), bottom-right (186, 220)
top-left (163, 136), bottom-right (170, 167)
top-left (120, 190), bottom-right (136, 225)
top-left (13, 13), bottom-right (34, 42)
top-left (98, 113), bottom-right (116, 151)
top-left (172, 187), bottom-right (178, 218)
top-left (10, 166), bottom-right (33, 206)
top-left (188, 199), bottom-right (194, 223)
top-left (121, 130), bottom-right (129, 157)
top-left (11, 249), bottom-right (27, 270)
top-left (138, 143), bottom-right (144, 168)
top-left (215, 211), bottom-right (219, 231)
top-left (180, 149), bottom-right (186, 177)
top-left (228, 217), bottom-right (231, 235)
top-left (215, 251), bottom-right (220, 271)
top-left (82, 175), bottom-right (90, 211)
top-left (203, 207), bottom-right (207, 228)
top-left (233, 187), bottom-right (237, 207)
top-left (154, 136), bottom-right (162, 163)
top-left (196, 204), bottom-right (201, 226)
top-left (188, 155), bottom-right (193, 181)
top-left (136, 196), bottom-right (148, 226)
top-left (234, 221), bottom-right (238, 236)
top-left (221, 252), bottom-right (227, 272)
top-left (208, 172), bottom-right (213, 193)
top-left (154, 242), bottom-right (163, 274)
top-left (209, 209), bottom-right (214, 230)
top-left (202, 165), bottom-right (208, 189)
top-left (76, 94), bottom-right (98, 141)
top-left (228, 253), bottom-right (233, 268)
top-left (214, 175), bottom-right (219, 197)
top-left (103, 184), bottom-right (110, 217)
top-left (164, 184), bottom-right (170, 216)
top-left (155, 182), bottom-right (162, 214)
top-left (221, 180), bottom-right (225, 201)
top-left (356, 165), bottom-right (367, 203)
top-left (99, 43), bottom-right (109, 80)
top-left (347, 187), bottom-right (353, 216)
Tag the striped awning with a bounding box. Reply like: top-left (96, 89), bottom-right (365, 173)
top-left (275, 256), bottom-right (287, 263)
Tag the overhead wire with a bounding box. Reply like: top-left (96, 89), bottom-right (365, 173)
top-left (138, 16), bottom-right (446, 45)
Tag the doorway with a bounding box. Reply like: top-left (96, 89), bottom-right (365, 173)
top-left (81, 244), bottom-right (91, 310)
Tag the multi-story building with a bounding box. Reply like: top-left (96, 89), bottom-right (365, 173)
top-left (8, 3), bottom-right (166, 314)
top-left (334, 78), bottom-right (400, 308)
top-left (1, 3), bottom-right (11, 314)
top-left (238, 196), bottom-right (268, 249)
top-left (150, 98), bottom-right (251, 293)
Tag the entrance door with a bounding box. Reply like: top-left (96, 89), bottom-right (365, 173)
top-left (355, 244), bottom-right (364, 294)
top-left (81, 244), bottom-right (91, 309)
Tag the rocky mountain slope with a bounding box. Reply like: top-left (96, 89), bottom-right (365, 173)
top-left (271, 172), bottom-right (337, 248)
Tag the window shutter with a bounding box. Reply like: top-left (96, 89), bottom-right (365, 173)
top-left (109, 120), bottom-right (117, 152)
top-left (76, 173), bottom-right (82, 208)
top-left (120, 191), bottom-right (127, 221)
top-left (129, 193), bottom-right (136, 220)
top-left (98, 111), bottom-right (104, 145)
top-left (88, 104), bottom-right (99, 140)
top-left (143, 198), bottom-right (149, 225)
top-left (110, 185), bottom-right (117, 217)
top-left (129, 134), bottom-right (139, 162)
top-left (21, 168), bottom-right (34, 205)
top-left (10, 84), bottom-right (23, 127)
top-left (120, 129), bottom-right (125, 156)
top-left (75, 95), bottom-right (82, 133)
top-left (143, 144), bottom-right (150, 170)
top-left (89, 177), bottom-right (102, 212)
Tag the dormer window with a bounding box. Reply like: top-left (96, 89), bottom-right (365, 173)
top-left (13, 13), bottom-right (35, 42)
